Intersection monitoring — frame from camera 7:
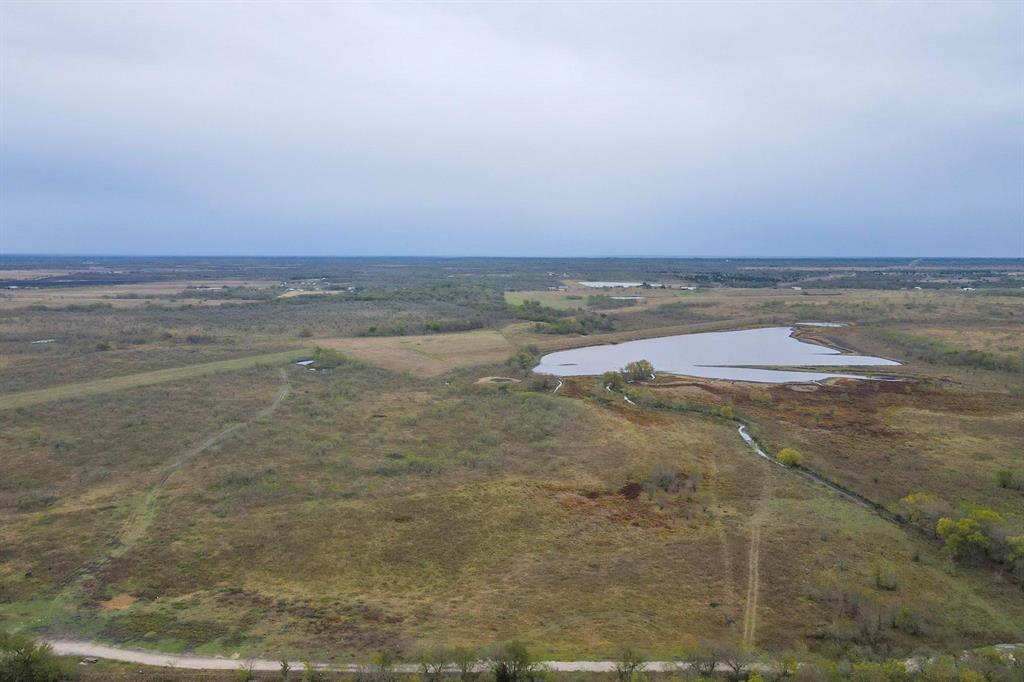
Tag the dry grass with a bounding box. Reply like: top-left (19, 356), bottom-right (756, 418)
top-left (0, 349), bottom-right (309, 410)
top-left (317, 330), bottom-right (514, 376)
top-left (3, 278), bottom-right (1024, 661)
top-left (0, 280), bottom-right (273, 309)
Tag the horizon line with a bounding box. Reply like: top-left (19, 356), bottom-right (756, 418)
top-left (3, 253), bottom-right (1023, 261)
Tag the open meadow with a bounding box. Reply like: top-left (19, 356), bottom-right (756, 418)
top-left (2, 257), bottom-right (1023, 671)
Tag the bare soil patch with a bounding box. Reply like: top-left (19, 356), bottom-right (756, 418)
top-left (99, 593), bottom-right (136, 610)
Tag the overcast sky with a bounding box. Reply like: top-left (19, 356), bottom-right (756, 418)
top-left (1, 1), bottom-right (1021, 257)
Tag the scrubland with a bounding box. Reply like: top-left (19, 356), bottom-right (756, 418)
top-left (1, 257), bottom-right (1023, 674)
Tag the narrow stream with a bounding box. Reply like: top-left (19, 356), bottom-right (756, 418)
top-left (737, 424), bottom-right (897, 522)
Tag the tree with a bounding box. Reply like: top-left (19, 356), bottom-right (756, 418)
top-left (777, 447), bottom-right (803, 467)
top-left (648, 462), bottom-right (681, 494)
top-left (603, 371), bottom-right (626, 390)
top-left (0, 633), bottom-right (72, 682)
top-left (490, 642), bottom-right (537, 682)
top-left (937, 515), bottom-right (990, 561)
top-left (513, 351), bottom-right (538, 371)
top-left (897, 492), bottom-right (951, 535)
top-left (719, 642), bottom-right (755, 680)
top-left (613, 647), bottom-right (646, 682)
top-left (687, 641), bottom-right (723, 677)
top-left (452, 646), bottom-right (479, 682)
top-left (371, 652), bottom-right (397, 682)
top-left (417, 645), bottom-right (453, 681)
top-left (622, 360), bottom-right (654, 382)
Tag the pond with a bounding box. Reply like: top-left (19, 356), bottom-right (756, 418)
top-left (578, 281), bottom-right (660, 288)
top-left (533, 326), bottom-right (900, 383)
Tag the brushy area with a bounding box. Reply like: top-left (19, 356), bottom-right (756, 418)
top-left (2, 258), bottom-right (1023, 666)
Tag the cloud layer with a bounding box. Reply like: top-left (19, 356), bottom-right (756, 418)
top-left (2, 1), bottom-right (1021, 256)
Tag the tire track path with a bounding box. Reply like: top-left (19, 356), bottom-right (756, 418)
top-left (58, 369), bottom-right (291, 590)
top-left (742, 469), bottom-right (772, 646)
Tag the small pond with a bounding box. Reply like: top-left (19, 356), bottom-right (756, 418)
top-left (533, 326), bottom-right (899, 384)
top-left (578, 281), bottom-right (650, 288)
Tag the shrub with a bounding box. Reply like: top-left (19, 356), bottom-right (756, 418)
top-left (452, 646), bottom-right (479, 681)
top-left (897, 492), bottom-right (951, 534)
top-left (513, 352), bottom-right (535, 370)
top-left (719, 404), bottom-right (734, 419)
top-left (613, 647), bottom-right (646, 682)
top-left (490, 642), bottom-right (537, 682)
top-left (0, 632), bottom-right (73, 682)
top-left (937, 509), bottom-right (1006, 561)
top-left (417, 645), bottom-right (453, 681)
top-left (647, 463), bottom-right (681, 494)
top-left (996, 469), bottom-right (1024, 490)
top-left (777, 447), bottom-right (803, 467)
top-left (873, 563), bottom-right (898, 591)
top-left (603, 371), bottom-right (626, 390)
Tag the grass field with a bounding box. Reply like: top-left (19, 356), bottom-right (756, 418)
top-left (2, 258), bottom-right (1023, 665)
top-left (0, 349), bottom-right (310, 410)
top-left (317, 330), bottom-right (513, 376)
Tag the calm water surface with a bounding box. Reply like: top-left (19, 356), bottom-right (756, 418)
top-left (534, 326), bottom-right (899, 383)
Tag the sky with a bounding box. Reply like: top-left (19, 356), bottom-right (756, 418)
top-left (1, 1), bottom-right (1021, 257)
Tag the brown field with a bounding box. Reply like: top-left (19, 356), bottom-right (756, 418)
top-left (2, 263), bottom-right (1023, 664)
top-left (317, 330), bottom-right (514, 376)
top-left (0, 280), bottom-right (275, 309)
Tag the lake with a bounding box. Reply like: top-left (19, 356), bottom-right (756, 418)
top-left (533, 326), bottom-right (900, 383)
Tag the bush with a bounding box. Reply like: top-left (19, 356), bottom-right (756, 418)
top-left (513, 351), bottom-right (538, 371)
top-left (937, 508), bottom-right (1005, 562)
top-left (602, 371), bottom-right (626, 390)
top-left (996, 469), bottom-right (1024, 490)
top-left (873, 563), bottom-right (898, 591)
top-left (613, 647), bottom-right (646, 682)
top-left (490, 642), bottom-right (537, 682)
top-left (0, 632), bottom-right (74, 682)
top-left (777, 447), bottom-right (803, 467)
top-left (897, 492), bottom-right (951, 535)
top-left (647, 463), bottom-right (681, 494)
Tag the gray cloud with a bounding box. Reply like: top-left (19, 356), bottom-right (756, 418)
top-left (1, 1), bottom-right (1021, 256)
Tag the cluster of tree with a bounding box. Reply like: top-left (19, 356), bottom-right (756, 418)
top-left (532, 314), bottom-right (615, 335)
top-left (341, 282), bottom-right (508, 314)
top-left (510, 348), bottom-right (541, 371)
top-left (7, 633), bottom-right (1024, 682)
top-left (898, 493), bottom-right (1024, 582)
top-left (178, 285), bottom-right (282, 301)
top-left (510, 299), bottom-right (617, 335)
top-left (601, 361), bottom-right (655, 392)
top-left (312, 347), bottom-right (356, 370)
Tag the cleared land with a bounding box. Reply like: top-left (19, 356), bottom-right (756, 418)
top-left (317, 330), bottom-right (513, 376)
